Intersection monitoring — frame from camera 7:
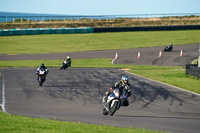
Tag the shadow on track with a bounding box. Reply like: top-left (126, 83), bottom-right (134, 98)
top-left (116, 115), bottom-right (200, 120)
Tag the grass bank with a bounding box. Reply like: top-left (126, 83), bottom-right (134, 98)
top-left (0, 111), bottom-right (167, 133)
top-left (0, 58), bottom-right (199, 94)
top-left (0, 30), bottom-right (200, 54)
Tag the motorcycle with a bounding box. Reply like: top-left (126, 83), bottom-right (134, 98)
top-left (163, 45), bottom-right (173, 52)
top-left (102, 87), bottom-right (127, 116)
top-left (38, 68), bottom-right (46, 86)
top-left (60, 60), bottom-right (69, 70)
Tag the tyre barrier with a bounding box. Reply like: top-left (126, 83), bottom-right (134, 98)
top-left (0, 27), bottom-right (94, 36)
top-left (93, 25), bottom-right (200, 33)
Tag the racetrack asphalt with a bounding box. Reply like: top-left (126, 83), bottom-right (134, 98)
top-left (1, 44), bottom-right (200, 133)
top-left (0, 44), bottom-right (199, 66)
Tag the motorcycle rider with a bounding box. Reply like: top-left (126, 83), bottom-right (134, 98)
top-left (66, 56), bottom-right (71, 67)
top-left (61, 56), bottom-right (71, 70)
top-left (169, 43), bottom-right (173, 48)
top-left (103, 75), bottom-right (131, 106)
top-left (36, 63), bottom-right (49, 81)
top-left (167, 43), bottom-right (173, 49)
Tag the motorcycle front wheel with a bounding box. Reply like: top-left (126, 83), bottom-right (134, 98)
top-left (39, 77), bottom-right (43, 86)
top-left (109, 101), bottom-right (119, 116)
top-left (103, 108), bottom-right (109, 115)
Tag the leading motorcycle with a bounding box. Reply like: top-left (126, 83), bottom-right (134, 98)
top-left (102, 87), bottom-right (127, 116)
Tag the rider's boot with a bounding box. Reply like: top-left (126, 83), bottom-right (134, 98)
top-left (102, 96), bottom-right (107, 104)
top-left (123, 99), bottom-right (129, 106)
top-left (102, 91), bottom-right (111, 104)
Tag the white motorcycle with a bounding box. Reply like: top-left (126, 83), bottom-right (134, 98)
top-left (37, 69), bottom-right (46, 86)
top-left (102, 87), bottom-right (127, 116)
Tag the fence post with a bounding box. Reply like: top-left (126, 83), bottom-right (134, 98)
top-left (185, 64), bottom-right (189, 75)
top-left (198, 44), bottom-right (200, 67)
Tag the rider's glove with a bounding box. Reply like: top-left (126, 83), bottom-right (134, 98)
top-left (125, 85), bottom-right (130, 91)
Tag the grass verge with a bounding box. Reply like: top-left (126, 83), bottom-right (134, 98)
top-left (0, 111), bottom-right (167, 133)
top-left (0, 30), bottom-right (200, 54)
top-left (192, 59), bottom-right (198, 64)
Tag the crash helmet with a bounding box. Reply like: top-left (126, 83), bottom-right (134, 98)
top-left (121, 75), bottom-right (129, 84)
top-left (66, 56), bottom-right (70, 59)
top-left (40, 63), bottom-right (45, 68)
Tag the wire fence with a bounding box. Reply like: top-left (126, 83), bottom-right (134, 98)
top-left (1, 13), bottom-right (200, 24)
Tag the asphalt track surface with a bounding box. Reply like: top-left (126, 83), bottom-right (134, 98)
top-left (1, 44), bottom-right (200, 133)
top-left (0, 44), bottom-right (199, 66)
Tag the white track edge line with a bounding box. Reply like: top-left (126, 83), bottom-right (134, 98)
top-left (1, 69), bottom-right (7, 113)
top-left (122, 70), bottom-right (200, 96)
top-left (111, 58), bottom-right (115, 65)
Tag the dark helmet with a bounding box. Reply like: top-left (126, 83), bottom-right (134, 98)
top-left (40, 63), bottom-right (45, 68)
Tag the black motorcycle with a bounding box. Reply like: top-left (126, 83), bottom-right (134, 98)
top-left (164, 45), bottom-right (173, 52)
top-left (60, 60), bottom-right (69, 70)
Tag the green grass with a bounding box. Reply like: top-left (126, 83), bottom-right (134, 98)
top-left (0, 58), bottom-right (113, 68)
top-left (192, 59), bottom-right (198, 64)
top-left (130, 69), bottom-right (200, 94)
top-left (0, 30), bottom-right (200, 54)
top-left (0, 111), bottom-right (167, 133)
top-left (0, 58), bottom-right (199, 94)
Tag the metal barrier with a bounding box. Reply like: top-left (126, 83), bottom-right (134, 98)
top-left (186, 64), bottom-right (200, 79)
top-left (93, 25), bottom-right (200, 32)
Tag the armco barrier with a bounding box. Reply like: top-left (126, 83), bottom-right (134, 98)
top-left (0, 27), bottom-right (94, 36)
top-left (93, 25), bottom-right (200, 32)
top-left (186, 64), bottom-right (200, 79)
top-left (1, 25), bottom-right (200, 36)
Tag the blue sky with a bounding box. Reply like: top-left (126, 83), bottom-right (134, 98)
top-left (1, 0), bottom-right (200, 15)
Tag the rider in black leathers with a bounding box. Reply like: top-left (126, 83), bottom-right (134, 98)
top-left (66, 56), bottom-right (71, 67)
top-left (36, 63), bottom-right (49, 81)
top-left (60, 56), bottom-right (71, 70)
top-left (168, 43), bottom-right (173, 49)
top-left (103, 75), bottom-right (131, 106)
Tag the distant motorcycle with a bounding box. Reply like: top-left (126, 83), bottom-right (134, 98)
top-left (164, 45), bottom-right (173, 52)
top-left (60, 60), bottom-right (69, 70)
top-left (102, 87), bottom-right (127, 116)
top-left (38, 68), bottom-right (46, 86)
